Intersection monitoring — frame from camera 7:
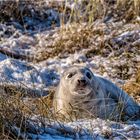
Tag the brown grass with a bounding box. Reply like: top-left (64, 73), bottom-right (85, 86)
top-left (122, 68), bottom-right (140, 103)
top-left (1, 0), bottom-right (140, 23)
top-left (0, 86), bottom-right (55, 139)
top-left (0, 0), bottom-right (47, 23)
top-left (35, 24), bottom-right (94, 62)
top-left (0, 0), bottom-right (140, 139)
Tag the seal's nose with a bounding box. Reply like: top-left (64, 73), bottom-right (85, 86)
top-left (77, 78), bottom-right (87, 86)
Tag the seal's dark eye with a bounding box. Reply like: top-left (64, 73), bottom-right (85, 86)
top-left (86, 72), bottom-right (92, 79)
top-left (67, 73), bottom-right (73, 79)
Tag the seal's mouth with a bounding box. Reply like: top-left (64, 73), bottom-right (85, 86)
top-left (73, 86), bottom-right (92, 95)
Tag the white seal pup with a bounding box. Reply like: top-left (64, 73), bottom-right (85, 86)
top-left (53, 65), bottom-right (140, 121)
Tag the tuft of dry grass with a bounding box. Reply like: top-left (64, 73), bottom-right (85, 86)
top-left (0, 94), bottom-right (26, 139)
top-left (122, 68), bottom-right (140, 103)
top-left (35, 24), bottom-right (93, 62)
top-left (0, 85), bottom-right (55, 139)
top-left (117, 0), bottom-right (140, 15)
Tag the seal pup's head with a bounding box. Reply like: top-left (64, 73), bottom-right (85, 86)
top-left (54, 65), bottom-right (102, 121)
top-left (60, 65), bottom-right (96, 96)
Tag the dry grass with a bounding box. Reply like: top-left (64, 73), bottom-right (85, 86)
top-left (123, 68), bottom-right (140, 103)
top-left (0, 85), bottom-right (55, 139)
top-left (0, 94), bottom-right (26, 139)
top-left (0, 0), bottom-right (140, 139)
top-left (0, 69), bottom-right (139, 139)
top-left (117, 0), bottom-right (140, 15)
top-left (35, 24), bottom-right (94, 61)
top-left (0, 80), bottom-right (139, 139)
top-left (0, 0), bottom-right (47, 23)
top-left (0, 0), bottom-right (140, 23)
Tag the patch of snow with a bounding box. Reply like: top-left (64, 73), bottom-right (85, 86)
top-left (12, 117), bottom-right (140, 139)
top-left (0, 53), bottom-right (7, 61)
top-left (0, 57), bottom-right (59, 93)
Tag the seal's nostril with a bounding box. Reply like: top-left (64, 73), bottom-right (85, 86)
top-left (78, 79), bottom-right (80, 84)
top-left (81, 79), bottom-right (86, 84)
top-left (77, 79), bottom-right (87, 86)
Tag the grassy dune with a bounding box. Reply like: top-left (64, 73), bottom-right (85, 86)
top-left (0, 0), bottom-right (140, 139)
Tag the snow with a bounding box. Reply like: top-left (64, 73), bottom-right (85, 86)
top-left (10, 117), bottom-right (140, 139)
top-left (0, 1), bottom-right (140, 139)
top-left (0, 49), bottom-right (140, 139)
top-left (0, 31), bottom-right (140, 139)
top-left (0, 57), bottom-right (59, 94)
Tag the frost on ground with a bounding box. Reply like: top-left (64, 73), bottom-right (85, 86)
top-left (6, 117), bottom-right (140, 139)
top-left (0, 0), bottom-right (140, 139)
top-left (0, 37), bottom-right (140, 139)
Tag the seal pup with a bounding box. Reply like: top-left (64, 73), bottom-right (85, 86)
top-left (53, 65), bottom-right (140, 121)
